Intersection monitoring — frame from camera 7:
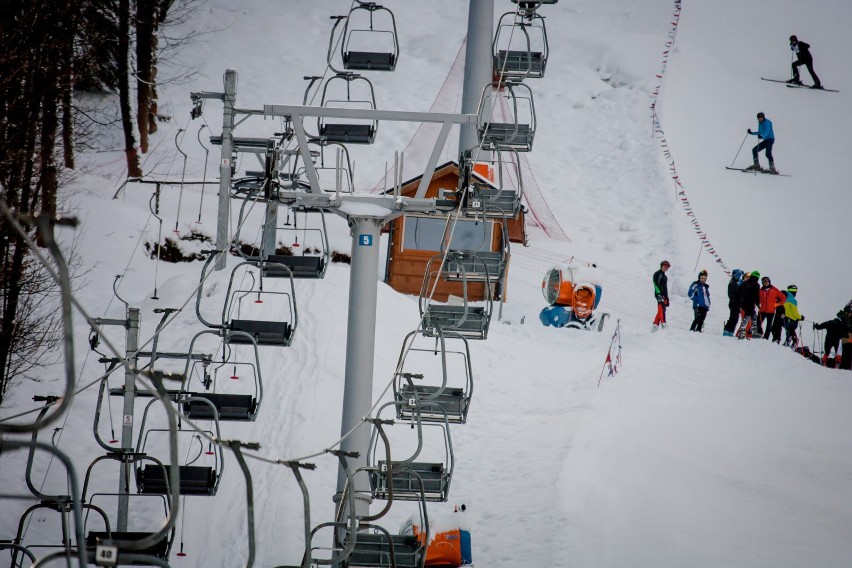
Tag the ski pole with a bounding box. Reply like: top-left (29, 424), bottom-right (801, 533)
top-left (729, 132), bottom-right (749, 167)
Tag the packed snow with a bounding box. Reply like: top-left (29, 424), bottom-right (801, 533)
top-left (2, 1), bottom-right (851, 567)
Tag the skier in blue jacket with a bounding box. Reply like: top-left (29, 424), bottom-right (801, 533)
top-left (688, 269), bottom-right (711, 332)
top-left (746, 112), bottom-right (776, 174)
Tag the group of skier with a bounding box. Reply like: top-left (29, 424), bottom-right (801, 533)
top-left (651, 261), bottom-right (852, 370)
top-left (722, 269), bottom-right (802, 345)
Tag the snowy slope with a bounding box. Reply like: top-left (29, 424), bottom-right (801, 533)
top-left (657, 0), bottom-right (852, 321)
top-left (2, 1), bottom-right (851, 568)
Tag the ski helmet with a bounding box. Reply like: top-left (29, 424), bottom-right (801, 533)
top-left (732, 269), bottom-right (743, 280)
top-left (751, 270), bottom-right (761, 279)
top-left (787, 284), bottom-right (798, 294)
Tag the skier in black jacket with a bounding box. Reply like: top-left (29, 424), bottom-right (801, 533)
top-left (652, 260), bottom-right (670, 330)
top-left (788, 35), bottom-right (821, 89)
top-left (839, 303), bottom-right (852, 371)
top-left (814, 316), bottom-right (845, 366)
top-left (723, 269), bottom-right (744, 336)
top-left (737, 271), bottom-right (761, 339)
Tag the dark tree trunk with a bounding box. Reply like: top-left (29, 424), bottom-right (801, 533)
top-left (136, 0), bottom-right (156, 152)
top-left (119, 0), bottom-right (142, 176)
top-left (60, 4), bottom-right (76, 168)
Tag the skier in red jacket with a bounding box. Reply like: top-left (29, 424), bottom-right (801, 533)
top-left (758, 276), bottom-right (786, 340)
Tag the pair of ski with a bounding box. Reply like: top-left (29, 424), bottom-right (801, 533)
top-left (761, 77), bottom-right (839, 92)
top-left (725, 166), bottom-right (790, 177)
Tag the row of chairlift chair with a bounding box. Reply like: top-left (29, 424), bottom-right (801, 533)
top-left (15, 2), bottom-right (559, 565)
top-left (337, 5), bottom-right (557, 561)
top-left (13, 238), bottom-right (312, 563)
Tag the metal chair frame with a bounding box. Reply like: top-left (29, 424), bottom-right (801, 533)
top-left (476, 80), bottom-right (537, 152)
top-left (419, 254), bottom-right (494, 340)
top-left (392, 329), bottom-right (474, 425)
top-left (366, 402), bottom-right (454, 503)
top-left (196, 254), bottom-right (299, 348)
top-left (316, 73), bottom-right (379, 145)
top-left (330, 2), bottom-right (400, 72)
top-left (135, 397), bottom-right (224, 497)
top-left (493, 9), bottom-right (550, 79)
top-left (459, 150), bottom-right (525, 220)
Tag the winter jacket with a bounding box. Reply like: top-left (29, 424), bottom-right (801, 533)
top-left (738, 275), bottom-right (760, 313)
top-left (727, 278), bottom-right (742, 309)
top-left (838, 310), bottom-right (852, 345)
top-left (749, 118), bottom-right (775, 140)
top-left (784, 293), bottom-right (803, 321)
top-left (688, 280), bottom-right (711, 309)
top-left (791, 41), bottom-right (813, 61)
top-left (759, 285), bottom-right (786, 314)
top-left (653, 269), bottom-right (669, 303)
top-left (815, 318), bottom-right (846, 348)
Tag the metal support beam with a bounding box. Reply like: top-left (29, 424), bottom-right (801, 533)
top-left (216, 70), bottom-right (237, 270)
top-left (263, 104), bottom-right (477, 125)
top-left (290, 116), bottom-right (322, 193)
top-left (460, 0), bottom-right (494, 157)
top-left (262, 199), bottom-right (277, 258)
top-left (336, 217), bottom-right (384, 517)
top-left (117, 307), bottom-right (140, 531)
top-left (415, 121), bottom-right (453, 199)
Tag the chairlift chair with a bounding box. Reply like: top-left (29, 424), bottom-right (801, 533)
top-left (493, 9), bottom-right (550, 79)
top-left (476, 80), bottom-right (537, 152)
top-left (338, 2), bottom-right (399, 71)
top-left (392, 329), bottom-right (474, 425)
top-left (264, 207), bottom-right (331, 280)
top-left (81, 454), bottom-right (176, 562)
top-left (419, 254), bottom-right (493, 340)
top-left (460, 151), bottom-right (525, 220)
top-left (343, 530), bottom-right (423, 568)
top-left (317, 73), bottom-right (379, 144)
top-left (196, 254), bottom-right (298, 347)
top-left (180, 332), bottom-right (263, 422)
top-left (332, 437), bottom-right (428, 568)
top-left (441, 219), bottom-right (510, 286)
top-left (367, 402), bottom-right (454, 503)
top-left (135, 397), bottom-right (224, 496)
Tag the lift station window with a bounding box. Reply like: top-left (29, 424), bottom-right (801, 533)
top-left (402, 216), bottom-right (494, 253)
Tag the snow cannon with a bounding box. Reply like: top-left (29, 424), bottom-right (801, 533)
top-left (403, 507), bottom-right (472, 567)
top-left (540, 266), bottom-right (609, 331)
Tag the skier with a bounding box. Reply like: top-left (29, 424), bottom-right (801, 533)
top-left (688, 269), bottom-right (711, 332)
top-left (782, 284), bottom-right (804, 347)
top-left (746, 112), bottom-right (776, 174)
top-left (814, 314), bottom-right (845, 367)
top-left (723, 269), bottom-right (744, 336)
top-left (788, 35), bottom-right (821, 89)
top-left (839, 301), bottom-right (852, 370)
top-left (736, 271), bottom-right (761, 339)
top-left (758, 276), bottom-right (786, 340)
top-left (652, 260), bottom-right (670, 331)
